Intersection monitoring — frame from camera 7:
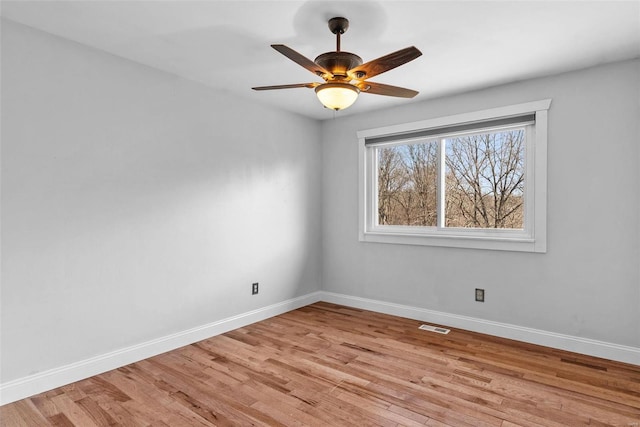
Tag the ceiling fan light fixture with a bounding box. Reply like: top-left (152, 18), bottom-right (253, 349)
top-left (315, 83), bottom-right (360, 110)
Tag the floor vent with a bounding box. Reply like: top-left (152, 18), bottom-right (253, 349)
top-left (419, 324), bottom-right (450, 334)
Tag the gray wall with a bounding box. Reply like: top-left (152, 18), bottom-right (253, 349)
top-left (1, 20), bottom-right (323, 382)
top-left (321, 59), bottom-right (640, 348)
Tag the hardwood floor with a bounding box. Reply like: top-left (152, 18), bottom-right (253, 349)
top-left (1, 302), bottom-right (639, 426)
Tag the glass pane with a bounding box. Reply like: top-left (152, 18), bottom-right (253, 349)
top-left (377, 142), bottom-right (438, 226)
top-left (445, 129), bottom-right (525, 229)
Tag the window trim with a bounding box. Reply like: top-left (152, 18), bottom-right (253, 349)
top-left (357, 99), bottom-right (551, 252)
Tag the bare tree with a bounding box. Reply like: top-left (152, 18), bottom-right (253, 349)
top-left (377, 147), bottom-right (407, 225)
top-left (406, 143), bottom-right (438, 226)
top-left (445, 129), bottom-right (524, 228)
top-left (377, 129), bottom-right (524, 229)
top-left (378, 143), bottom-right (438, 226)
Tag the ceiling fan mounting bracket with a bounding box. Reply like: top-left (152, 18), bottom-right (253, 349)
top-left (328, 17), bottom-right (349, 35)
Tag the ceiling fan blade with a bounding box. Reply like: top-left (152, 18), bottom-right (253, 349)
top-left (348, 46), bottom-right (422, 80)
top-left (271, 44), bottom-right (333, 79)
top-left (252, 83), bottom-right (321, 91)
top-left (356, 81), bottom-right (419, 98)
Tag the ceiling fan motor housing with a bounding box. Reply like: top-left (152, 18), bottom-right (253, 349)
top-left (314, 52), bottom-right (362, 79)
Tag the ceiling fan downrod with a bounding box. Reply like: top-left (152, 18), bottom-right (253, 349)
top-left (328, 17), bottom-right (349, 52)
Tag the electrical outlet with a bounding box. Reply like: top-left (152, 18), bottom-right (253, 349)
top-left (252, 282), bottom-right (259, 295)
top-left (475, 288), bottom-right (485, 302)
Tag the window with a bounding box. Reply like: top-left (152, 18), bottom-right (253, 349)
top-left (358, 100), bottom-right (551, 252)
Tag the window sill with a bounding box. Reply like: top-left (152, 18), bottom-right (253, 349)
top-left (360, 230), bottom-right (545, 253)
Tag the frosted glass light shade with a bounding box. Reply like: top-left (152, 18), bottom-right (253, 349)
top-left (315, 83), bottom-right (359, 110)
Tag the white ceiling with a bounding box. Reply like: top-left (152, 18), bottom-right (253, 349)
top-left (2, 0), bottom-right (639, 120)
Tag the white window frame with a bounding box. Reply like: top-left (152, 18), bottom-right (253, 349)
top-left (358, 99), bottom-right (551, 253)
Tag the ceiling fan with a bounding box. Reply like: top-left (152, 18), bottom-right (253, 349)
top-left (252, 17), bottom-right (422, 111)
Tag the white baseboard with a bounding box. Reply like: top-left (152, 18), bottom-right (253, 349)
top-left (0, 292), bottom-right (322, 405)
top-left (319, 291), bottom-right (640, 366)
top-left (3, 290), bottom-right (638, 406)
